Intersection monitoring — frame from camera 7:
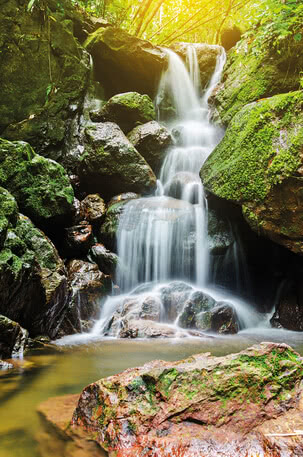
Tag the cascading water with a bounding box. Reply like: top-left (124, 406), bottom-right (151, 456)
top-left (57, 44), bottom-right (265, 345)
top-left (116, 46), bottom-right (226, 291)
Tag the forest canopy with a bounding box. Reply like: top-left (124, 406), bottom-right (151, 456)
top-left (51, 0), bottom-right (302, 46)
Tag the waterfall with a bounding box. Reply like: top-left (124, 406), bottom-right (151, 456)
top-left (116, 45), bottom-right (226, 292)
top-left (56, 44), bottom-right (266, 346)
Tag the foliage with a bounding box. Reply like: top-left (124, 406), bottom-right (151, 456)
top-left (27, 0), bottom-right (303, 47)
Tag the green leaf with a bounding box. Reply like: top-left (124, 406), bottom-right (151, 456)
top-left (27, 0), bottom-right (36, 11)
top-left (294, 33), bottom-right (302, 42)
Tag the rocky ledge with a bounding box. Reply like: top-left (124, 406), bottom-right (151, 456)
top-left (38, 343), bottom-right (303, 457)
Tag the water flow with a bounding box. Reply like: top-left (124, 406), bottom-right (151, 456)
top-left (116, 45), bottom-right (226, 293)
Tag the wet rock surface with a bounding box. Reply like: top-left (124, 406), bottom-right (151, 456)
top-left (81, 194), bottom-right (106, 225)
top-left (88, 244), bottom-right (118, 276)
top-left (79, 122), bottom-right (156, 200)
top-left (171, 42), bottom-right (221, 88)
top-left (63, 222), bottom-right (93, 258)
top-left (59, 260), bottom-right (111, 336)
top-left (127, 121), bottom-right (172, 173)
top-left (0, 315), bottom-right (28, 359)
top-left (38, 343), bottom-right (303, 457)
top-left (98, 193), bottom-right (140, 251)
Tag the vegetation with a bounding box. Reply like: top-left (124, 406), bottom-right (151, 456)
top-left (43, 0), bottom-right (301, 47)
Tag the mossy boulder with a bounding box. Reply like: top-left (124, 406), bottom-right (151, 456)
top-left (70, 343), bottom-right (303, 456)
top-left (0, 189), bottom-right (70, 338)
top-left (91, 92), bottom-right (156, 134)
top-left (0, 0), bottom-right (90, 157)
top-left (214, 28), bottom-right (303, 125)
top-left (0, 214), bottom-right (69, 338)
top-left (0, 138), bottom-right (74, 228)
top-left (84, 26), bottom-right (166, 98)
top-left (201, 91), bottom-right (303, 254)
top-left (79, 123), bottom-right (156, 200)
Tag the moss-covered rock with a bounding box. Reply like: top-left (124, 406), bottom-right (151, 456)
top-left (0, 138), bottom-right (74, 227)
top-left (91, 92), bottom-right (156, 134)
top-left (70, 343), bottom-right (303, 456)
top-left (0, 214), bottom-right (69, 338)
top-left (79, 123), bottom-right (156, 200)
top-left (0, 188), bottom-right (69, 338)
top-left (201, 91), bottom-right (303, 254)
top-left (84, 26), bottom-right (166, 98)
top-left (0, 0), bottom-right (90, 158)
top-left (214, 27), bottom-right (303, 125)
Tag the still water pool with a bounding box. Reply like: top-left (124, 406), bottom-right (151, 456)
top-left (1, 329), bottom-right (303, 457)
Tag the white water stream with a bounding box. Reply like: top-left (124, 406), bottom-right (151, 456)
top-left (57, 44), bottom-right (269, 346)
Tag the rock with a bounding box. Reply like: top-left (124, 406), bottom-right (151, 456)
top-left (67, 343), bottom-right (303, 457)
top-left (127, 121), bottom-right (172, 174)
top-left (207, 208), bottom-right (234, 255)
top-left (0, 204), bottom-right (69, 338)
top-left (59, 260), bottom-right (111, 336)
top-left (209, 302), bottom-right (239, 334)
top-left (178, 291), bottom-right (216, 328)
top-left (0, 138), bottom-right (74, 228)
top-left (81, 194), bottom-right (106, 225)
top-left (270, 279), bottom-right (303, 331)
top-left (99, 194), bottom-right (140, 251)
top-left (88, 244), bottom-right (118, 276)
top-left (79, 123), bottom-right (156, 200)
top-left (91, 92), bottom-right (156, 134)
top-left (0, 0), bottom-right (90, 158)
top-left (171, 43), bottom-right (221, 88)
top-left (84, 26), bottom-right (167, 98)
top-left (118, 320), bottom-right (187, 339)
top-left (164, 172), bottom-right (200, 201)
top-left (213, 22), bottom-right (303, 125)
top-left (104, 294), bottom-right (163, 337)
top-left (201, 91), bottom-right (303, 255)
top-left (0, 315), bottom-right (28, 359)
top-left (0, 187), bottom-right (18, 250)
top-left (0, 360), bottom-right (13, 370)
top-left (160, 281), bottom-right (193, 322)
top-left (63, 223), bottom-right (93, 258)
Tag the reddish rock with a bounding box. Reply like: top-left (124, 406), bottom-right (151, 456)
top-left (63, 222), bottom-right (93, 257)
top-left (38, 343), bottom-right (303, 457)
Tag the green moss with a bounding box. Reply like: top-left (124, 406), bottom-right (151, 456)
top-left (0, 138), bottom-right (74, 224)
top-left (202, 91), bottom-right (303, 204)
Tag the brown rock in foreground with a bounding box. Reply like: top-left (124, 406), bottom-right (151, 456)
top-left (38, 343), bottom-right (303, 456)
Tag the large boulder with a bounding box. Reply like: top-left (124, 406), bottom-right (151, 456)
top-left (79, 123), bottom-right (156, 200)
top-left (0, 138), bottom-right (74, 228)
top-left (201, 91), bottom-right (303, 255)
top-left (213, 20), bottom-right (303, 125)
top-left (62, 343), bottom-right (303, 457)
top-left (91, 92), bottom-right (156, 134)
top-left (0, 315), bottom-right (28, 359)
top-left (127, 121), bottom-right (172, 174)
top-left (0, 0), bottom-right (90, 158)
top-left (0, 190), bottom-right (69, 338)
top-left (88, 244), bottom-right (118, 276)
top-left (84, 26), bottom-right (167, 98)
